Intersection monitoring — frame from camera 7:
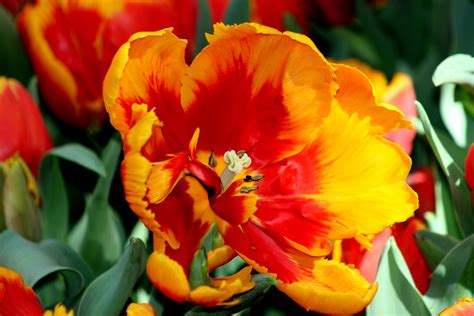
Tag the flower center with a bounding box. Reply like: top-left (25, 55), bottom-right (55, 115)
top-left (220, 150), bottom-right (252, 191)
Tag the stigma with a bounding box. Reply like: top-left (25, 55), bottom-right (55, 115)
top-left (220, 150), bottom-right (252, 190)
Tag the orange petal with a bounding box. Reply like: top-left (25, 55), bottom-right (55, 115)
top-left (104, 28), bottom-right (190, 153)
top-left (190, 266), bottom-right (255, 306)
top-left (126, 303), bottom-right (155, 316)
top-left (147, 250), bottom-right (191, 302)
top-left (278, 260), bottom-right (377, 314)
top-left (207, 245), bottom-right (236, 272)
top-left (183, 23), bottom-right (335, 169)
top-left (440, 298), bottom-right (474, 316)
top-left (308, 101), bottom-right (418, 240)
top-left (333, 63), bottom-right (412, 135)
top-left (0, 267), bottom-right (43, 316)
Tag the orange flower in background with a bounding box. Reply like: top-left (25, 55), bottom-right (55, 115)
top-left (0, 0), bottom-right (27, 15)
top-left (0, 77), bottom-right (52, 176)
top-left (126, 303), bottom-right (155, 316)
top-left (440, 298), bottom-right (474, 316)
top-left (17, 0), bottom-right (225, 129)
top-left (104, 23), bottom-right (417, 313)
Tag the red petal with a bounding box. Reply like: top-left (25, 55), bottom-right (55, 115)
top-left (0, 267), bottom-right (43, 316)
top-left (0, 77), bottom-right (52, 175)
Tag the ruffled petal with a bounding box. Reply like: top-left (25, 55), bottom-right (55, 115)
top-left (103, 28), bottom-right (189, 154)
top-left (332, 63), bottom-right (412, 134)
top-left (278, 259), bottom-right (377, 314)
top-left (0, 267), bottom-right (43, 316)
top-left (189, 266), bottom-right (255, 306)
top-left (182, 23), bottom-right (335, 168)
top-left (309, 101), bottom-right (418, 239)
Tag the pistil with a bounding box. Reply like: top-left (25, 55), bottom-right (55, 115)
top-left (220, 150), bottom-right (252, 191)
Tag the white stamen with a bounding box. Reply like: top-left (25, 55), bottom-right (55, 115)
top-left (221, 150), bottom-right (252, 190)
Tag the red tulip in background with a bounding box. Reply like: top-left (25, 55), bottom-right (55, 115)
top-left (465, 144), bottom-right (474, 203)
top-left (17, 0), bottom-right (229, 130)
top-left (0, 0), bottom-right (26, 15)
top-left (0, 77), bottom-right (51, 175)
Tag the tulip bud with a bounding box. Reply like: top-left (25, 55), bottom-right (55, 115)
top-left (0, 155), bottom-right (42, 241)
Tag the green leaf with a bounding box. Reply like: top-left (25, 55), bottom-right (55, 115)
top-left (0, 6), bottom-right (32, 84)
top-left (283, 13), bottom-right (303, 33)
top-left (425, 166), bottom-right (463, 239)
top-left (77, 238), bottom-right (147, 316)
top-left (68, 138), bottom-right (125, 275)
top-left (189, 248), bottom-right (211, 289)
top-left (0, 230), bottom-right (90, 307)
top-left (415, 230), bottom-right (459, 270)
top-left (223, 0), bottom-right (249, 24)
top-left (355, 0), bottom-right (396, 75)
top-left (450, 0), bottom-right (474, 55)
top-left (416, 101), bottom-right (474, 237)
top-left (39, 157), bottom-right (69, 241)
top-left (424, 234), bottom-right (474, 314)
top-left (367, 238), bottom-right (430, 315)
top-left (48, 144), bottom-right (106, 177)
top-left (27, 76), bottom-right (40, 105)
top-left (195, 0), bottom-right (212, 56)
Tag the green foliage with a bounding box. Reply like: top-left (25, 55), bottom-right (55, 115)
top-left (0, 230), bottom-right (93, 308)
top-left (223, 0), bottom-right (249, 24)
top-left (367, 238), bottom-right (430, 316)
top-left (0, 7), bottom-right (32, 85)
top-left (76, 238), bottom-right (147, 316)
top-left (424, 235), bottom-right (474, 314)
top-left (39, 143), bottom-right (105, 241)
top-left (415, 230), bottom-right (459, 270)
top-left (417, 101), bottom-right (474, 237)
top-left (68, 138), bottom-right (125, 275)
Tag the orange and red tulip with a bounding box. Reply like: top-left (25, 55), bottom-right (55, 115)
top-left (103, 23), bottom-right (417, 313)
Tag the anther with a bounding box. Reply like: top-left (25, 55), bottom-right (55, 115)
top-left (208, 150), bottom-right (217, 168)
top-left (220, 150), bottom-right (252, 191)
top-left (237, 150), bottom-right (247, 158)
top-left (240, 185), bottom-right (259, 193)
top-left (244, 174), bottom-right (264, 182)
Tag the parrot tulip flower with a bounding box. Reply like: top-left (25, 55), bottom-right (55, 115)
top-left (17, 0), bottom-right (210, 129)
top-left (0, 77), bottom-right (52, 176)
top-left (104, 23), bottom-right (417, 313)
